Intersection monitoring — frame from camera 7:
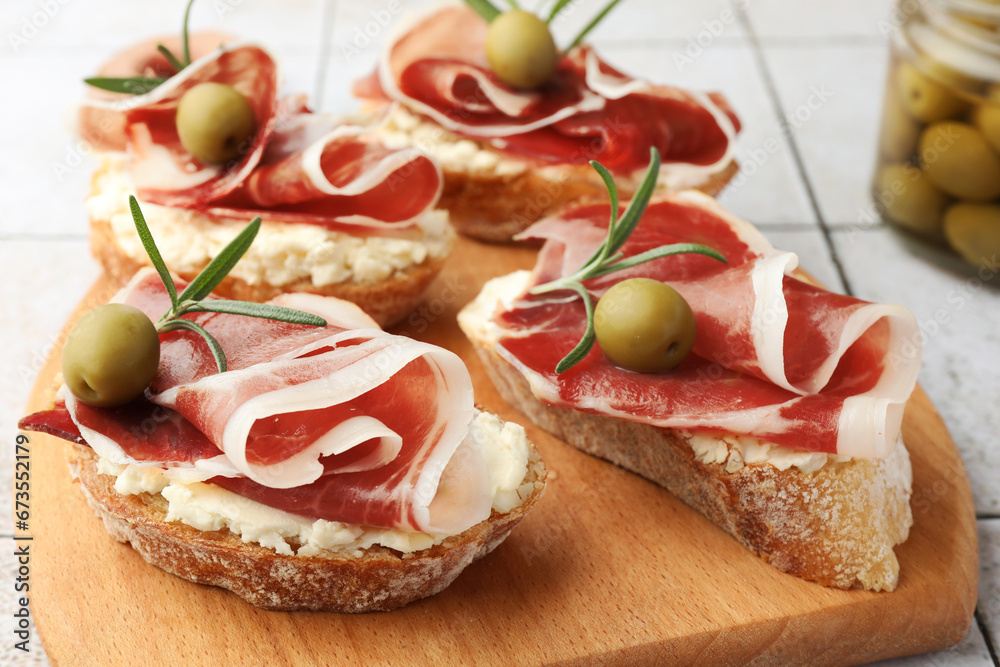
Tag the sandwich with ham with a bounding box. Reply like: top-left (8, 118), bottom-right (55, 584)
top-left (459, 186), bottom-right (917, 591)
top-left (21, 268), bottom-right (546, 611)
top-left (81, 33), bottom-right (451, 327)
top-left (352, 3), bottom-right (741, 242)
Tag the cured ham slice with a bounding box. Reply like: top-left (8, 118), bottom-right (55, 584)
top-left (80, 39), bottom-right (442, 231)
top-left (24, 270), bottom-right (488, 534)
top-left (493, 192), bottom-right (920, 458)
top-left (354, 4), bottom-right (740, 174)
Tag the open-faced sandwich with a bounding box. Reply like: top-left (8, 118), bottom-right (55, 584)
top-left (459, 152), bottom-right (917, 591)
top-left (80, 24), bottom-right (450, 327)
top-left (353, 2), bottom-right (741, 242)
top-left (20, 203), bottom-right (546, 612)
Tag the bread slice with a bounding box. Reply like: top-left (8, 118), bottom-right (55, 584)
top-left (459, 276), bottom-right (913, 592)
top-left (367, 106), bottom-right (739, 243)
top-left (439, 160), bottom-right (739, 243)
top-left (87, 156), bottom-right (452, 328)
top-left (64, 436), bottom-right (547, 612)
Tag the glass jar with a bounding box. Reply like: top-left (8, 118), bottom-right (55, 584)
top-left (873, 0), bottom-right (1000, 269)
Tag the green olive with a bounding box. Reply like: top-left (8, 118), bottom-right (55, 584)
top-left (878, 91), bottom-right (921, 162)
top-left (175, 82), bottom-right (256, 164)
top-left (920, 121), bottom-right (1000, 200)
top-left (917, 56), bottom-right (984, 94)
top-left (62, 304), bottom-right (161, 408)
top-left (594, 278), bottom-right (696, 373)
top-left (875, 164), bottom-right (949, 236)
top-left (971, 84), bottom-right (1000, 153)
top-left (943, 202), bottom-right (1000, 267)
top-left (485, 10), bottom-right (558, 89)
top-left (896, 61), bottom-right (969, 123)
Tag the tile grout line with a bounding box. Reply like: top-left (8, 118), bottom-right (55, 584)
top-left (976, 608), bottom-right (1000, 667)
top-left (733, 4), bottom-right (856, 297)
top-left (313, 0), bottom-right (337, 110)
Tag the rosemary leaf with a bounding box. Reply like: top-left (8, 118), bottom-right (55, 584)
top-left (158, 318), bottom-right (228, 373)
top-left (606, 146), bottom-right (660, 256)
top-left (579, 160), bottom-right (620, 271)
top-left (554, 283), bottom-right (597, 373)
top-left (157, 44), bottom-right (185, 73)
top-left (546, 0), bottom-right (575, 23)
top-left (526, 147), bottom-right (726, 374)
top-left (592, 243), bottom-right (727, 277)
top-left (464, 0), bottom-right (501, 22)
top-left (177, 218), bottom-right (261, 304)
top-left (567, 0), bottom-right (624, 49)
top-left (182, 0), bottom-right (196, 66)
top-left (130, 196), bottom-right (178, 309)
top-left (185, 300), bottom-right (327, 326)
top-left (84, 76), bottom-right (168, 95)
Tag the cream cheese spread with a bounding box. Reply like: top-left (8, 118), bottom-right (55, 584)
top-left (86, 154), bottom-right (452, 288)
top-left (97, 410), bottom-right (533, 556)
top-left (369, 105), bottom-right (725, 191)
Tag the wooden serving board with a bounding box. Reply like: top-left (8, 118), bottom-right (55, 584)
top-left (25, 237), bottom-right (978, 666)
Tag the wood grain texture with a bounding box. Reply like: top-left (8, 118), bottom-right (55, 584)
top-left (24, 236), bottom-right (978, 666)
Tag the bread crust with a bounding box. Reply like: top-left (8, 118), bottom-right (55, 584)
top-left (440, 160), bottom-right (739, 243)
top-left (90, 213), bottom-right (446, 329)
top-left (65, 441), bottom-right (547, 612)
top-left (90, 212), bottom-right (445, 328)
top-left (468, 342), bottom-right (913, 592)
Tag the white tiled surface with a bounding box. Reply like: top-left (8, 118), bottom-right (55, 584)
top-left (1, 0), bottom-right (998, 665)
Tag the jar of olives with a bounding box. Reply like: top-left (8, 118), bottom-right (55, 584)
top-left (874, 0), bottom-right (1000, 268)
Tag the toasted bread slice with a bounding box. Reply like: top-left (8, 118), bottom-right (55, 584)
top-left (439, 160), bottom-right (739, 243)
top-left (87, 156), bottom-right (453, 327)
top-left (459, 275), bottom-right (913, 592)
top-left (65, 436), bottom-right (547, 612)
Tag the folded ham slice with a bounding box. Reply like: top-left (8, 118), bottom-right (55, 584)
top-left (27, 270), bottom-right (488, 534)
top-left (80, 40), bottom-right (442, 231)
top-left (493, 192), bottom-right (920, 458)
top-left (354, 4), bottom-right (740, 175)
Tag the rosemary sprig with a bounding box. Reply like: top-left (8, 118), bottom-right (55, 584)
top-left (528, 148), bottom-right (726, 373)
top-left (465, 0), bottom-right (501, 22)
top-left (546, 0), bottom-right (574, 23)
top-left (85, 0), bottom-right (197, 95)
top-left (567, 0), bottom-right (624, 48)
top-left (181, 0), bottom-right (195, 66)
top-left (465, 0), bottom-right (623, 47)
top-left (83, 76), bottom-right (168, 95)
top-left (128, 195), bottom-right (326, 373)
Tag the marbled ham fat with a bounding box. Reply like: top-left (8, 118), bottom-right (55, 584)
top-left (80, 40), bottom-right (442, 231)
top-left (354, 4), bottom-right (740, 174)
top-left (28, 270), bottom-right (489, 535)
top-left (494, 192), bottom-right (920, 458)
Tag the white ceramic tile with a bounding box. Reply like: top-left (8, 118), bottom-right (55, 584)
top-left (548, 0), bottom-right (747, 46)
top-left (321, 0), bottom-right (407, 113)
top-left (0, 0), bottom-right (325, 53)
top-left (1, 53), bottom-right (100, 237)
top-left (0, 545), bottom-right (48, 666)
top-left (763, 44), bottom-right (891, 225)
top-left (980, 519), bottom-right (1000, 653)
top-left (762, 227), bottom-right (846, 292)
top-left (871, 620), bottom-right (994, 666)
top-left (745, 0), bottom-right (896, 42)
top-left (0, 240), bottom-right (99, 538)
top-left (832, 227), bottom-right (1000, 515)
top-left (279, 53), bottom-right (322, 106)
